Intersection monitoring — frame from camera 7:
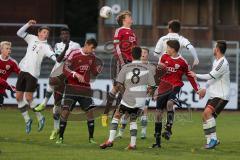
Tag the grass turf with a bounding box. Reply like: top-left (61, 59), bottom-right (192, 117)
top-left (0, 108), bottom-right (239, 160)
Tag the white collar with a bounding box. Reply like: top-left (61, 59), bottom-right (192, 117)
top-left (0, 55), bottom-right (9, 61)
top-left (121, 26), bottom-right (131, 30)
top-left (170, 54), bottom-right (181, 59)
top-left (216, 56), bottom-right (224, 61)
top-left (37, 37), bottom-right (47, 43)
top-left (132, 60), bottom-right (141, 63)
top-left (167, 32), bottom-right (179, 36)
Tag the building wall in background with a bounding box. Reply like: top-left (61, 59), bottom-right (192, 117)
top-left (98, 0), bottom-right (240, 47)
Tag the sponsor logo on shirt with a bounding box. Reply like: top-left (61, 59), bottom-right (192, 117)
top-left (0, 69), bottom-right (6, 74)
top-left (79, 65), bottom-right (90, 71)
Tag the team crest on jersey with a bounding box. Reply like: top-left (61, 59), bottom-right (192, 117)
top-left (89, 60), bottom-right (92, 65)
top-left (129, 36), bottom-right (136, 42)
top-left (175, 64), bottom-right (180, 69)
top-left (5, 65), bottom-right (10, 70)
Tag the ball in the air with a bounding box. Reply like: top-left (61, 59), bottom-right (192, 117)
top-left (100, 6), bottom-right (113, 19)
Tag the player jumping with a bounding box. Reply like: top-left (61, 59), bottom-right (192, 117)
top-left (101, 10), bottom-right (137, 127)
top-left (16, 20), bottom-right (56, 134)
top-left (34, 27), bottom-right (81, 140)
top-left (154, 19), bottom-right (199, 67)
top-left (151, 40), bottom-right (201, 148)
top-left (190, 40), bottom-right (230, 149)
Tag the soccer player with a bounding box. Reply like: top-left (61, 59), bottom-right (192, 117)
top-left (34, 27), bottom-right (80, 140)
top-left (154, 19), bottom-right (199, 67)
top-left (151, 40), bottom-right (200, 148)
top-left (56, 38), bottom-right (102, 144)
top-left (100, 47), bottom-right (156, 150)
top-left (102, 10), bottom-right (137, 127)
top-left (0, 41), bottom-right (20, 109)
top-left (116, 47), bottom-right (156, 139)
top-left (190, 40), bottom-right (229, 149)
top-left (16, 19), bottom-right (56, 134)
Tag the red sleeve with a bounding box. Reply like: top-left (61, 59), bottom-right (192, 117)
top-left (184, 62), bottom-right (199, 91)
top-left (12, 61), bottom-right (20, 74)
top-left (113, 28), bottom-right (125, 65)
top-left (0, 77), bottom-right (10, 89)
top-left (90, 56), bottom-right (103, 76)
top-left (63, 52), bottom-right (75, 78)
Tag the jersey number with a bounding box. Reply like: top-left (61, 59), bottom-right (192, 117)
top-left (131, 68), bottom-right (140, 84)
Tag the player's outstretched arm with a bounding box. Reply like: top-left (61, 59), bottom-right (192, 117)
top-left (185, 66), bottom-right (200, 92)
top-left (56, 43), bottom-right (69, 63)
top-left (189, 71), bottom-right (213, 81)
top-left (16, 20), bottom-right (36, 38)
top-left (187, 44), bottom-right (199, 67)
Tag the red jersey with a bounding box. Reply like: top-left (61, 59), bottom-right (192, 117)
top-left (113, 27), bottom-right (137, 64)
top-left (63, 48), bottom-right (101, 88)
top-left (0, 56), bottom-right (20, 93)
top-left (158, 53), bottom-right (199, 92)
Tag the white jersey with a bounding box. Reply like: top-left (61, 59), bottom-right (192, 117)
top-left (117, 61), bottom-right (156, 109)
top-left (154, 33), bottom-right (191, 55)
top-left (18, 34), bottom-right (56, 78)
top-left (208, 57), bottom-right (230, 100)
top-left (51, 41), bottom-right (81, 73)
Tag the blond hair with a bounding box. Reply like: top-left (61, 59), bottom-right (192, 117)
top-left (0, 41), bottom-right (11, 50)
top-left (116, 10), bottom-right (131, 26)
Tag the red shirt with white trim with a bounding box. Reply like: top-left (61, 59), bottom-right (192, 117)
top-left (158, 53), bottom-right (199, 92)
top-left (63, 49), bottom-right (101, 88)
top-left (0, 56), bottom-right (20, 93)
top-left (113, 27), bottom-right (137, 64)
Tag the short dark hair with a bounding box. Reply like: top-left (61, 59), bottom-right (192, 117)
top-left (85, 38), bottom-right (98, 48)
top-left (132, 46), bottom-right (142, 60)
top-left (168, 19), bottom-right (181, 33)
top-left (167, 40), bottom-right (180, 52)
top-left (116, 10), bottom-right (131, 26)
top-left (60, 27), bottom-right (70, 33)
top-left (38, 26), bottom-right (50, 32)
top-left (141, 47), bottom-right (149, 54)
top-left (216, 40), bottom-right (227, 54)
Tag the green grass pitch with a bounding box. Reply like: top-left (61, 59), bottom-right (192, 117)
top-left (0, 108), bottom-right (239, 160)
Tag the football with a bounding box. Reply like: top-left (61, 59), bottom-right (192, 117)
top-left (99, 6), bottom-right (112, 19)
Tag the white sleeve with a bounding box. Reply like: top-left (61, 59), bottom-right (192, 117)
top-left (154, 38), bottom-right (163, 57)
top-left (16, 23), bottom-right (30, 38)
top-left (181, 36), bottom-right (191, 48)
top-left (197, 59), bottom-right (225, 80)
top-left (16, 23), bottom-right (36, 44)
top-left (181, 37), bottom-right (198, 61)
top-left (44, 44), bottom-right (56, 61)
top-left (196, 74), bottom-right (212, 80)
top-left (54, 43), bottom-right (58, 53)
top-left (209, 59), bottom-right (225, 79)
top-left (187, 44), bottom-right (199, 62)
top-left (74, 43), bottom-right (81, 49)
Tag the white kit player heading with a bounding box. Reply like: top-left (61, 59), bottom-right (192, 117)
top-left (154, 20), bottom-right (199, 66)
top-left (17, 22), bottom-right (56, 78)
